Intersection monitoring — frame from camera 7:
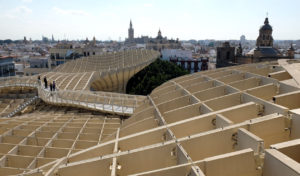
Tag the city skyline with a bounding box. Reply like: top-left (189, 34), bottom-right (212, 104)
top-left (0, 0), bottom-right (300, 41)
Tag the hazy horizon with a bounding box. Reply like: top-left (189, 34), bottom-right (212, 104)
top-left (0, 0), bottom-right (299, 41)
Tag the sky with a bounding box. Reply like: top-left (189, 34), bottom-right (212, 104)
top-left (0, 0), bottom-right (299, 41)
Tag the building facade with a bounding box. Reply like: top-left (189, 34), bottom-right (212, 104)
top-left (124, 20), bottom-right (181, 50)
top-left (0, 56), bottom-right (15, 77)
top-left (50, 40), bottom-right (104, 66)
top-left (216, 42), bottom-right (236, 68)
top-left (287, 44), bottom-right (295, 59)
top-left (49, 43), bottom-right (82, 66)
top-left (252, 17), bottom-right (281, 59)
top-left (29, 57), bottom-right (49, 68)
top-left (217, 17), bottom-right (289, 68)
top-left (146, 29), bottom-right (181, 51)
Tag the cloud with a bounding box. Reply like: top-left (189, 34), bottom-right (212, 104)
top-left (53, 7), bottom-right (88, 16)
top-left (144, 3), bottom-right (153, 8)
top-left (2, 6), bottom-right (32, 19)
top-left (21, 0), bottom-right (32, 3)
top-left (16, 6), bottom-right (32, 14)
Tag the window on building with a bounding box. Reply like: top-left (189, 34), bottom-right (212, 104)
top-left (226, 51), bottom-right (230, 60)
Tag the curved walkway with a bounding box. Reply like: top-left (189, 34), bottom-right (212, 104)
top-left (0, 50), bottom-right (159, 116)
top-left (48, 49), bottom-right (160, 92)
top-left (0, 76), bottom-right (146, 116)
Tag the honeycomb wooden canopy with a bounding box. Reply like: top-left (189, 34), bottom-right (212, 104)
top-left (0, 59), bottom-right (300, 176)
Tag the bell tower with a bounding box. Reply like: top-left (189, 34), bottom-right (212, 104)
top-left (128, 20), bottom-right (134, 41)
top-left (256, 17), bottom-right (274, 47)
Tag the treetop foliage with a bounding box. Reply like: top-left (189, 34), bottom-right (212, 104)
top-left (126, 59), bottom-right (189, 95)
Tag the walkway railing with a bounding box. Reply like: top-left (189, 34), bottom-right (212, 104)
top-left (7, 96), bottom-right (39, 118)
top-left (0, 77), bottom-right (145, 116)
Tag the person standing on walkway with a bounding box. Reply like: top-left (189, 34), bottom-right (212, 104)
top-left (49, 82), bottom-right (53, 96)
top-left (44, 77), bottom-right (48, 89)
top-left (52, 81), bottom-right (56, 91)
top-left (50, 82), bottom-right (53, 92)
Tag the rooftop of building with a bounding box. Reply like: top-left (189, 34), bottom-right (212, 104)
top-left (0, 56), bottom-right (299, 175)
top-left (260, 17), bottom-right (273, 31)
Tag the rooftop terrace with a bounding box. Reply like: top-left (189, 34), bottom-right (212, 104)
top-left (0, 59), bottom-right (299, 176)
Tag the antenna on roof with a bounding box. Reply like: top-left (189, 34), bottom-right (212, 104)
top-left (266, 12), bottom-right (269, 18)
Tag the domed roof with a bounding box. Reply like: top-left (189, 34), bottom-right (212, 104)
top-left (260, 18), bottom-right (272, 31)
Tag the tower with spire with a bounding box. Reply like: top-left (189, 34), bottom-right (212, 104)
top-left (93, 36), bottom-right (96, 46)
top-left (128, 20), bottom-right (134, 41)
top-left (23, 36), bottom-right (28, 44)
top-left (157, 28), bottom-right (162, 39)
top-left (256, 17), bottom-right (274, 47)
top-left (253, 16), bottom-right (281, 59)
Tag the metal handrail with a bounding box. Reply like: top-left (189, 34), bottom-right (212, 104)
top-left (7, 96), bottom-right (39, 118)
top-left (0, 50), bottom-right (159, 116)
top-left (0, 78), bottom-right (138, 115)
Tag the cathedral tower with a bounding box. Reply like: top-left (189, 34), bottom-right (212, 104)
top-left (253, 17), bottom-right (281, 59)
top-left (128, 20), bottom-right (134, 41)
top-left (256, 17), bottom-right (274, 47)
top-left (157, 28), bottom-right (162, 39)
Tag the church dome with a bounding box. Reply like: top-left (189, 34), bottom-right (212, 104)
top-left (260, 17), bottom-right (272, 31)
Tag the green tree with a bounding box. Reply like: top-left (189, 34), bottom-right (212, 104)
top-left (126, 59), bottom-right (189, 95)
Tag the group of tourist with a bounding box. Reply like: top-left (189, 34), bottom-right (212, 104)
top-left (37, 76), bottom-right (56, 92)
